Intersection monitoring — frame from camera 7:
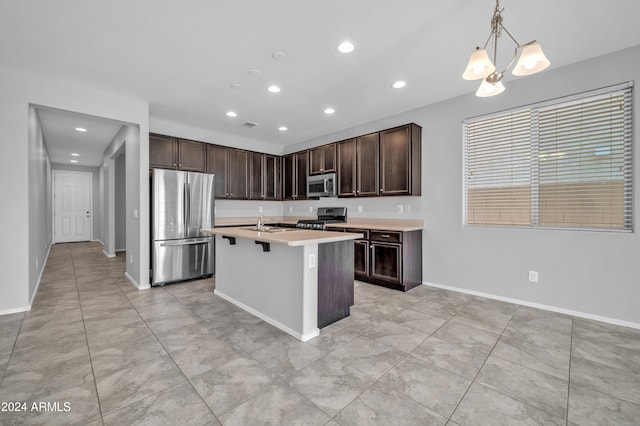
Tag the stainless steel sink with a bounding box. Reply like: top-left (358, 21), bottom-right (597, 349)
top-left (241, 226), bottom-right (300, 233)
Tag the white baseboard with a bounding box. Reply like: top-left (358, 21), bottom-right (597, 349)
top-left (214, 289), bottom-right (319, 342)
top-left (423, 281), bottom-right (640, 330)
top-left (126, 271), bottom-right (150, 290)
top-left (102, 250), bottom-right (116, 258)
top-left (2, 243), bottom-right (53, 316)
top-left (27, 242), bottom-right (53, 312)
top-left (0, 306), bottom-right (29, 316)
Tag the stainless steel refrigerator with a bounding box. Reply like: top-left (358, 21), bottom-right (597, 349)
top-left (151, 168), bottom-right (215, 286)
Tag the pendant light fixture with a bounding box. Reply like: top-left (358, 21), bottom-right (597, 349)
top-left (463, 0), bottom-right (550, 97)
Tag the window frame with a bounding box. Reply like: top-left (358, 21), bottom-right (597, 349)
top-left (463, 82), bottom-right (634, 233)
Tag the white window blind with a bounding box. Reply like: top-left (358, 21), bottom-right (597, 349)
top-left (463, 84), bottom-right (633, 231)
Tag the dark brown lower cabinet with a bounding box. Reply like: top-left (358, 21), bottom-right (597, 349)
top-left (371, 242), bottom-right (402, 284)
top-left (353, 240), bottom-right (370, 278)
top-left (354, 228), bottom-right (422, 292)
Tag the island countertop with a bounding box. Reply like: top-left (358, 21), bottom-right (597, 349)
top-left (201, 226), bottom-right (364, 246)
top-left (213, 217), bottom-right (423, 232)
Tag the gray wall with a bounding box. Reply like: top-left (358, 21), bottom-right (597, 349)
top-left (115, 153), bottom-right (127, 251)
top-left (291, 46), bottom-right (640, 325)
top-left (51, 162), bottom-right (102, 241)
top-left (27, 107), bottom-right (52, 305)
top-left (0, 64), bottom-right (149, 314)
top-left (101, 124), bottom-right (147, 287)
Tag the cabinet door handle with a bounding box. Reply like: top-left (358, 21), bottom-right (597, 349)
top-left (380, 234), bottom-right (391, 238)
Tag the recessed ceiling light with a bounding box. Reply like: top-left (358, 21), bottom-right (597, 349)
top-left (392, 80), bottom-right (407, 89)
top-left (226, 111), bottom-right (238, 117)
top-left (75, 127), bottom-right (87, 132)
top-left (71, 153), bottom-right (80, 157)
top-left (70, 160), bottom-right (78, 163)
top-left (337, 41), bottom-right (355, 53)
top-left (278, 126), bottom-right (288, 132)
top-left (324, 108), bottom-right (335, 115)
top-left (272, 51), bottom-right (285, 61)
top-left (230, 82), bottom-right (243, 90)
top-left (267, 85), bottom-right (281, 93)
top-left (248, 69), bottom-right (261, 77)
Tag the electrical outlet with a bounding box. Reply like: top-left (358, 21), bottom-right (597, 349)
top-left (528, 270), bottom-right (539, 283)
top-left (129, 254), bottom-right (133, 264)
top-left (397, 204), bottom-right (404, 214)
top-left (357, 205), bottom-right (363, 213)
top-left (258, 206), bottom-right (263, 213)
top-left (289, 206), bottom-right (293, 213)
top-left (35, 258), bottom-right (39, 269)
top-left (133, 208), bottom-right (138, 218)
top-left (309, 206), bottom-right (313, 213)
top-left (309, 253), bottom-right (316, 268)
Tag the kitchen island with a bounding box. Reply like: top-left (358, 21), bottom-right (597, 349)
top-left (202, 226), bottom-right (363, 341)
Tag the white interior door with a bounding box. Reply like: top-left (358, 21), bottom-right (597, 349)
top-left (54, 171), bottom-right (92, 243)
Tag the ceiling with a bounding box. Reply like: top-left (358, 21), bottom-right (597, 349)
top-left (3, 0), bottom-right (640, 167)
top-left (37, 108), bottom-right (124, 166)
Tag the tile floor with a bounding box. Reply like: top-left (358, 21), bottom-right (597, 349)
top-left (1, 242), bottom-right (639, 425)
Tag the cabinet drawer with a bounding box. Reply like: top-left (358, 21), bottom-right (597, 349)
top-left (370, 230), bottom-right (402, 243)
top-left (347, 228), bottom-right (369, 240)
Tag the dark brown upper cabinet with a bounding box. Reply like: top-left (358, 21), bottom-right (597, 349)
top-left (379, 124), bottom-right (421, 196)
top-left (149, 134), bottom-right (177, 169)
top-left (149, 134), bottom-right (206, 172)
top-left (337, 133), bottom-right (379, 197)
top-left (283, 151), bottom-right (310, 200)
top-left (206, 145), bottom-right (248, 199)
top-left (356, 133), bottom-right (380, 197)
top-left (249, 152), bottom-right (281, 200)
top-left (177, 139), bottom-right (206, 172)
top-left (206, 144), bottom-right (228, 198)
top-left (309, 143), bottom-right (336, 175)
top-left (226, 148), bottom-right (249, 199)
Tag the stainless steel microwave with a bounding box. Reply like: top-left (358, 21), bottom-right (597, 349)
top-left (307, 173), bottom-right (337, 197)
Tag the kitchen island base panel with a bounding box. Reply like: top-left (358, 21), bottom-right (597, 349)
top-left (317, 240), bottom-right (354, 328)
top-left (214, 236), bottom-right (320, 341)
top-left (214, 290), bottom-right (320, 342)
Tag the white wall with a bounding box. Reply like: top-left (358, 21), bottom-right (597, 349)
top-left (51, 163), bottom-right (102, 240)
top-left (287, 46), bottom-right (640, 325)
top-left (0, 64), bottom-right (149, 313)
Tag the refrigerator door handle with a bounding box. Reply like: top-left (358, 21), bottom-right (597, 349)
top-left (182, 181), bottom-right (187, 232)
top-left (186, 180), bottom-right (191, 235)
top-left (160, 240), bottom-right (210, 247)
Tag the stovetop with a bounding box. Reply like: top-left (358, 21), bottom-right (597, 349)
top-left (296, 207), bottom-right (347, 230)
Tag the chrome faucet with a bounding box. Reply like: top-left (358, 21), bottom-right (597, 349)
top-left (256, 215), bottom-right (271, 231)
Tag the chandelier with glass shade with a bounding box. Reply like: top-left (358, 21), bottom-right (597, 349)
top-left (463, 0), bottom-right (550, 97)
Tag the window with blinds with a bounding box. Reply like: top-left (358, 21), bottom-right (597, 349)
top-left (463, 83), bottom-right (633, 231)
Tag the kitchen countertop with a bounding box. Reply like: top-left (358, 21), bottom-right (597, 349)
top-left (214, 216), bottom-right (423, 232)
top-left (201, 226), bottom-right (364, 247)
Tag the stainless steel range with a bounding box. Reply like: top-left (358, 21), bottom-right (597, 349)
top-left (295, 207), bottom-right (347, 230)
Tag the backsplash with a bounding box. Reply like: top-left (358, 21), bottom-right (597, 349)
top-left (214, 196), bottom-right (423, 220)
